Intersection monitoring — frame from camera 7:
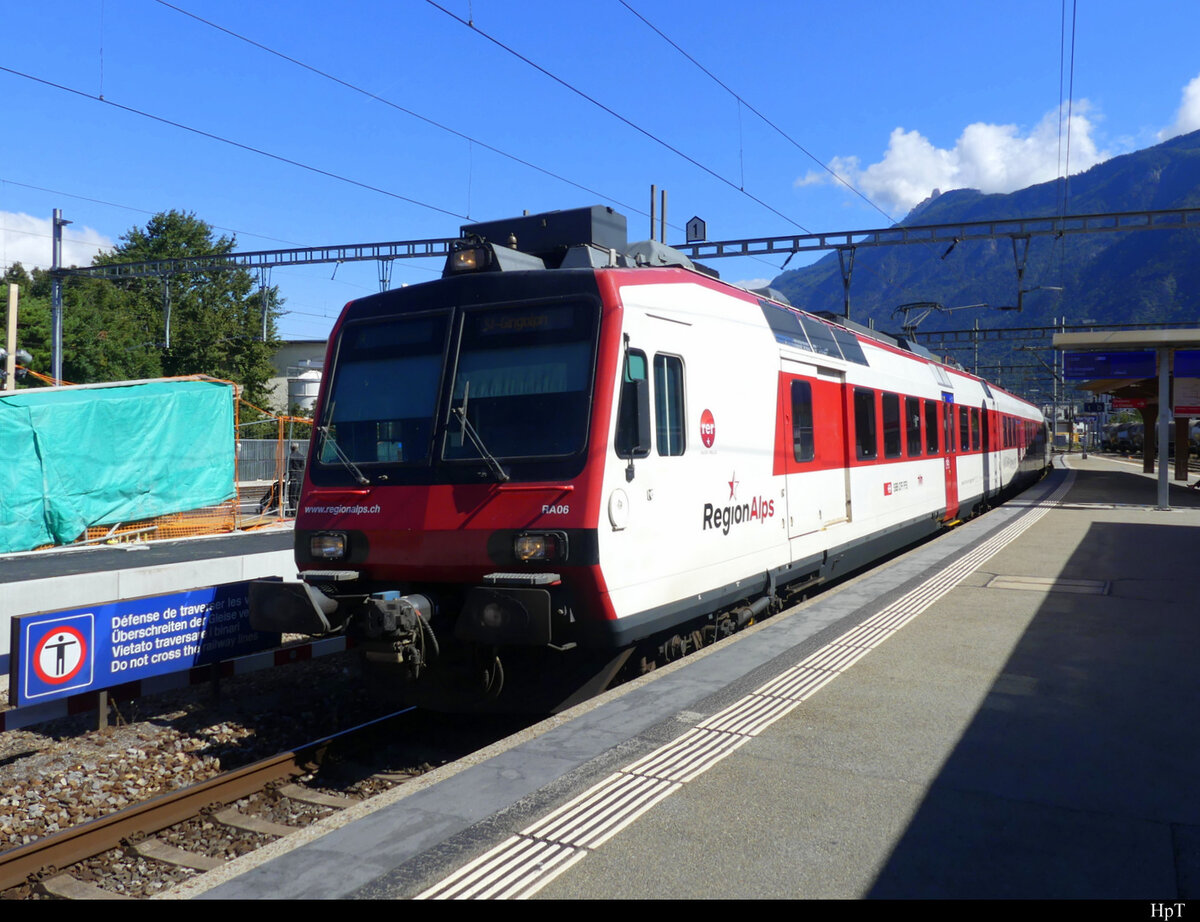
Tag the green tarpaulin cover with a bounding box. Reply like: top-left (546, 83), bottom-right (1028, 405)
top-left (0, 380), bottom-right (235, 553)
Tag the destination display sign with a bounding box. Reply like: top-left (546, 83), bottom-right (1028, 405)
top-left (1063, 351), bottom-right (1156, 379)
top-left (9, 582), bottom-right (280, 706)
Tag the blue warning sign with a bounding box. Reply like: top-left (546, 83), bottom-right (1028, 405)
top-left (21, 614), bottom-right (95, 699)
top-left (10, 582), bottom-right (280, 706)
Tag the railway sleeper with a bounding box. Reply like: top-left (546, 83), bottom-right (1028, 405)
top-left (206, 805), bottom-right (299, 838)
top-left (270, 781), bottom-right (358, 810)
top-left (38, 872), bottom-right (132, 901)
top-left (125, 834), bottom-right (224, 871)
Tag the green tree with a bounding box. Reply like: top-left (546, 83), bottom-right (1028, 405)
top-left (95, 211), bottom-right (282, 404)
top-left (5, 263), bottom-right (162, 385)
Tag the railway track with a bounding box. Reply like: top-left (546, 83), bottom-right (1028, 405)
top-left (0, 710), bottom-right (411, 899)
top-left (0, 707), bottom-right (530, 900)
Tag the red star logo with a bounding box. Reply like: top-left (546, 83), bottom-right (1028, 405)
top-left (728, 472), bottom-right (738, 500)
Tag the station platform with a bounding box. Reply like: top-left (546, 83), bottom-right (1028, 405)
top-left (184, 455), bottom-right (1200, 900)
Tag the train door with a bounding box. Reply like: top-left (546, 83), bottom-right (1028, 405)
top-left (980, 401), bottom-right (991, 499)
top-left (604, 313), bottom-right (662, 607)
top-left (942, 394), bottom-right (959, 519)
top-left (780, 358), bottom-right (849, 541)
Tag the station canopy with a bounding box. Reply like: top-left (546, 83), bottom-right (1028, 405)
top-left (1054, 329), bottom-right (1200, 409)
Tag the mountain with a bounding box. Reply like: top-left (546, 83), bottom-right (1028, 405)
top-left (771, 130), bottom-right (1200, 345)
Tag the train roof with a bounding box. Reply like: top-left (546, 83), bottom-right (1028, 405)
top-left (451, 207), bottom-right (972, 369)
top-left (348, 204), bottom-right (1042, 417)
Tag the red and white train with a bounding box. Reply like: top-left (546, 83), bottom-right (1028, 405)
top-left (251, 206), bottom-right (1049, 710)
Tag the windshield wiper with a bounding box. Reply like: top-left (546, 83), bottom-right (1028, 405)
top-left (317, 405), bottom-right (370, 485)
top-left (453, 380), bottom-right (510, 482)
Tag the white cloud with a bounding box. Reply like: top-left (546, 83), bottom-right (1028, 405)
top-left (793, 170), bottom-right (829, 188)
top-left (1, 212), bottom-right (112, 272)
top-left (1160, 73), bottom-right (1200, 140)
top-left (804, 104), bottom-right (1109, 215)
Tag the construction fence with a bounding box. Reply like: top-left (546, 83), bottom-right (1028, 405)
top-left (236, 413), bottom-right (313, 521)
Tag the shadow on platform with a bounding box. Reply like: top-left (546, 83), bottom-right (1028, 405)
top-left (867, 512), bottom-right (1200, 898)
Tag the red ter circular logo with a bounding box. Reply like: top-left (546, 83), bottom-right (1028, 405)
top-left (700, 409), bottom-right (716, 448)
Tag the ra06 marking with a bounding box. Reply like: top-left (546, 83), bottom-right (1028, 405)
top-left (542, 504), bottom-right (570, 514)
top-left (702, 496), bottom-right (776, 535)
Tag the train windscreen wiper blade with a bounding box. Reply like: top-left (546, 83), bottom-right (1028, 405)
top-left (318, 411), bottom-right (370, 485)
top-left (453, 380), bottom-right (510, 482)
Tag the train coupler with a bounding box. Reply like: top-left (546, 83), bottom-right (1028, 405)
top-left (361, 594), bottom-right (439, 675)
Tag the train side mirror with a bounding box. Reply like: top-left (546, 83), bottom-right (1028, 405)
top-left (617, 377), bottom-right (651, 458)
top-left (615, 350), bottom-right (651, 461)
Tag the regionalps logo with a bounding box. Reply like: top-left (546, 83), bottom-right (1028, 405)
top-left (702, 471), bottom-right (776, 535)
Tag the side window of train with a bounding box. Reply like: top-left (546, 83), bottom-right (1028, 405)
top-left (924, 399), bottom-right (939, 454)
top-left (905, 396), bottom-right (922, 457)
top-left (971, 408), bottom-right (981, 450)
top-left (654, 354), bottom-right (685, 456)
top-left (903, 396), bottom-right (921, 457)
top-left (791, 380), bottom-right (815, 462)
top-left (615, 349), bottom-right (651, 458)
top-left (959, 406), bottom-right (970, 452)
top-left (854, 388), bottom-right (877, 460)
top-left (882, 392), bottom-right (902, 458)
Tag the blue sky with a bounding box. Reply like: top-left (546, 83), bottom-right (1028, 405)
top-left (4, 0), bottom-right (1200, 341)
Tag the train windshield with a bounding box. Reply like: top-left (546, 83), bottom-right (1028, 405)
top-left (445, 302), bottom-right (594, 463)
top-left (317, 312), bottom-right (450, 468)
top-left (314, 298), bottom-right (598, 483)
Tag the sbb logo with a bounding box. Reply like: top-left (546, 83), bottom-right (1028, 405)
top-left (700, 409), bottom-right (716, 448)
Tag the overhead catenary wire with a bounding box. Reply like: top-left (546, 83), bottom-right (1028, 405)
top-left (152, 0), bottom-right (795, 277)
top-left (616, 0), bottom-right (899, 228)
top-left (1062, 0), bottom-right (1079, 221)
top-left (608, 1), bottom-right (962, 296)
top-left (612, 0), bottom-right (911, 290)
top-left (0, 65), bottom-right (469, 222)
top-left (615, 0), bottom-right (1089, 315)
top-left (1, 178), bottom-right (308, 248)
top-left (7, 4), bottom-right (804, 291)
top-left (1051, 0), bottom-right (1078, 297)
top-left (424, 0), bottom-right (813, 234)
top-left (151, 0), bottom-right (658, 228)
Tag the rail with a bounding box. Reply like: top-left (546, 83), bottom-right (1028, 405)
top-left (0, 708), bottom-right (413, 892)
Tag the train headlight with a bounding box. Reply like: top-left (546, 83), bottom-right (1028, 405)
top-left (448, 245), bottom-right (488, 273)
top-left (513, 532), bottom-right (567, 562)
top-left (310, 532), bottom-right (347, 560)
top-left (514, 534), bottom-right (547, 560)
top-left (444, 239), bottom-right (545, 276)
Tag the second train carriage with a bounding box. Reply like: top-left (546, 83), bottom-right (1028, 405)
top-left (251, 206), bottom-right (1049, 709)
